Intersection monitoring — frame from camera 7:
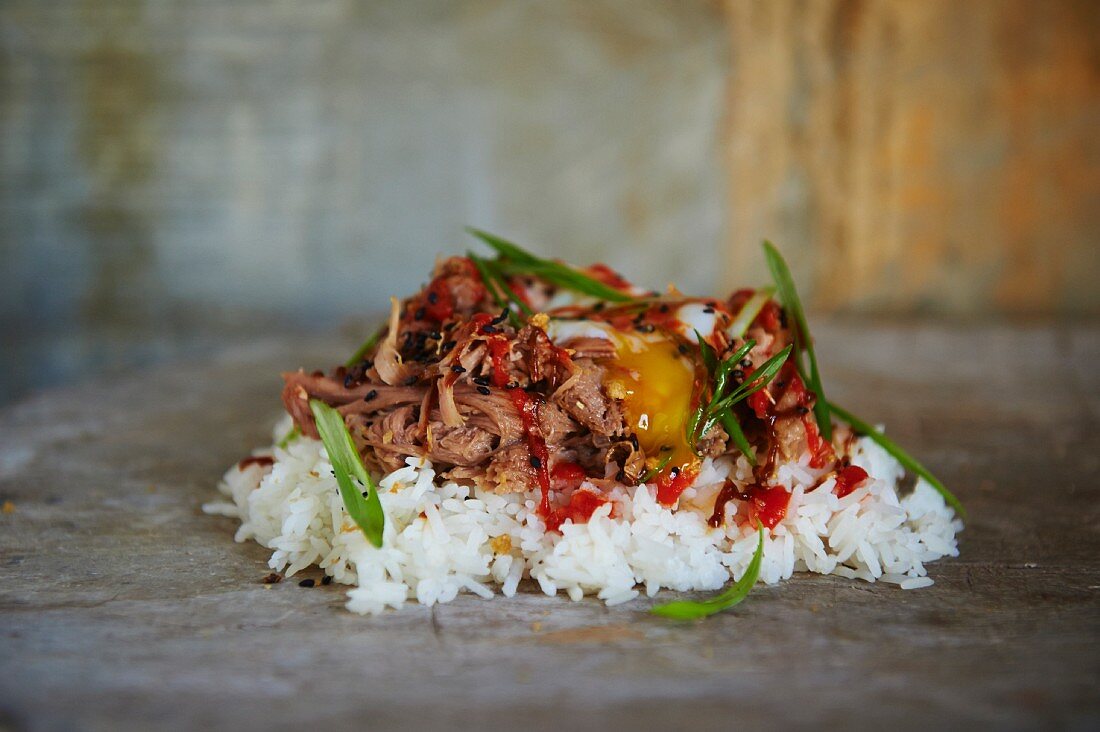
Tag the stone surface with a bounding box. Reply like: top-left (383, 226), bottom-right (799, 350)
top-left (1, 322), bottom-right (1098, 731)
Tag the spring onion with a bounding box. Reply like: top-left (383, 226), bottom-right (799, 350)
top-left (651, 524), bottom-right (765, 619)
top-left (689, 335), bottom-right (762, 463)
top-left (719, 409), bottom-right (756, 465)
top-left (763, 241), bottom-right (831, 441)
top-left (703, 345), bottom-right (793, 433)
top-left (695, 330), bottom-right (718, 375)
top-left (827, 401), bottom-right (965, 518)
top-left (468, 251), bottom-right (528, 327)
top-left (309, 399), bottom-right (385, 548)
top-left (467, 227), bottom-right (635, 303)
top-left (727, 286), bottom-right (775, 339)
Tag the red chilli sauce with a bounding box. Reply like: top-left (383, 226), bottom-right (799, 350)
top-left (473, 313), bottom-right (603, 531)
top-left (833, 465), bottom-right (869, 498)
top-left (708, 480), bottom-right (790, 530)
top-left (656, 465), bottom-right (699, 506)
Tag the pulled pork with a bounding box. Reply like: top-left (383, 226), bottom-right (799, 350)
top-left (283, 256), bottom-right (627, 491)
top-left (283, 256), bottom-right (835, 511)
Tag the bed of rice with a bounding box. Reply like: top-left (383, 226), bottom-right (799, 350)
top-left (204, 417), bottom-right (962, 615)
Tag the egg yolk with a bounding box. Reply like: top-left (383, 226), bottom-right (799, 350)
top-left (605, 335), bottom-right (698, 476)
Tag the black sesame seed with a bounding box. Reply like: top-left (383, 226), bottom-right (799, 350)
top-left (703, 307), bottom-right (715, 314)
top-left (530, 456), bottom-right (542, 469)
top-left (476, 386), bottom-right (491, 395)
top-left (678, 343), bottom-right (689, 354)
top-left (481, 325), bottom-right (498, 334)
top-left (344, 374), bottom-right (355, 388)
top-left (740, 358), bottom-right (752, 368)
top-left (636, 324), bottom-right (655, 333)
top-left (472, 376), bottom-right (490, 386)
top-left (442, 340), bottom-right (457, 351)
top-left (491, 309), bottom-right (509, 325)
top-left (451, 365), bottom-right (467, 374)
top-left (427, 291), bottom-right (439, 304)
top-left (363, 389), bottom-right (378, 402)
top-left (299, 579), bottom-right (315, 588)
top-left (670, 466), bottom-right (680, 478)
top-left (732, 369), bottom-right (745, 379)
top-left (427, 331), bottom-right (442, 340)
top-left (593, 302), bottom-right (606, 312)
top-left (321, 575), bottom-right (332, 586)
top-left (659, 304), bottom-right (670, 313)
top-left (414, 307), bottom-right (426, 320)
top-left (795, 405), bottom-right (810, 415)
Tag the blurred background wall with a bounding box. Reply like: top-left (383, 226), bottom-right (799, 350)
top-left (1, 0), bottom-right (1097, 405)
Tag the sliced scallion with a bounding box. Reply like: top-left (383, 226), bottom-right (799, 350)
top-left (719, 409), bottom-right (756, 466)
top-left (695, 330), bottom-right (718, 375)
top-left (467, 228), bottom-right (634, 303)
top-left (309, 399), bottom-right (386, 548)
top-left (651, 524), bottom-right (765, 619)
top-left (706, 345), bottom-right (793, 421)
top-left (468, 251), bottom-right (527, 327)
top-left (763, 241), bottom-right (831, 441)
top-left (727, 286), bottom-right (775, 339)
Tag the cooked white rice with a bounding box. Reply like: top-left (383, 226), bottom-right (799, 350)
top-left (204, 417), bottom-right (962, 614)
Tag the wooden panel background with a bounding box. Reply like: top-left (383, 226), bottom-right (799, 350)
top-left (724, 0), bottom-right (1100, 315)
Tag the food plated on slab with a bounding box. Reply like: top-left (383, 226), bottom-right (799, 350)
top-left (206, 230), bottom-right (963, 616)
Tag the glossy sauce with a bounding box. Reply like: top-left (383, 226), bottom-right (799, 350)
top-left (544, 489), bottom-right (611, 533)
top-left (585, 263), bottom-right (634, 292)
top-left (833, 465), bottom-right (869, 498)
top-left (551, 461), bottom-right (587, 488)
top-left (507, 386), bottom-right (553, 520)
top-left (708, 481), bottom-right (790, 530)
top-left (656, 464), bottom-right (699, 506)
top-left (237, 455), bottom-right (274, 471)
top-left (424, 276), bottom-right (455, 321)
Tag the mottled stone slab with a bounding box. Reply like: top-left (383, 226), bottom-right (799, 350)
top-left (1, 323), bottom-right (1098, 731)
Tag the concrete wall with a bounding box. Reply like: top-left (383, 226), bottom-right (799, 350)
top-left (1, 0), bottom-right (726, 332)
top-left (1, 0), bottom-right (1097, 403)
